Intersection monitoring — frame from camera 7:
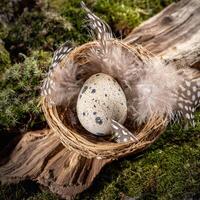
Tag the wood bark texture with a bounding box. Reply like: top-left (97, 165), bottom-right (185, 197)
top-left (124, 0), bottom-right (200, 69)
top-left (0, 130), bottom-right (111, 199)
top-left (0, 0), bottom-right (200, 199)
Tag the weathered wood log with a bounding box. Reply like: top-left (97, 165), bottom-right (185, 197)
top-left (0, 0), bottom-right (200, 199)
top-left (124, 0), bottom-right (200, 69)
top-left (0, 130), bottom-right (111, 199)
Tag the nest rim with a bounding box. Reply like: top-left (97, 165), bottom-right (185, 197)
top-left (42, 40), bottom-right (168, 159)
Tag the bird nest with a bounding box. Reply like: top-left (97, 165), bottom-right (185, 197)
top-left (42, 40), bottom-right (168, 159)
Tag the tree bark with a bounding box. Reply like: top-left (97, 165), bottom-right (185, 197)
top-left (124, 0), bottom-right (200, 69)
top-left (0, 0), bottom-right (200, 199)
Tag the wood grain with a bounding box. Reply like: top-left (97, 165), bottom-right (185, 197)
top-left (124, 0), bottom-right (200, 69)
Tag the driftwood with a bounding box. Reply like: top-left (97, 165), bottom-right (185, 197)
top-left (124, 0), bottom-right (200, 69)
top-left (0, 0), bottom-right (200, 199)
top-left (0, 130), bottom-right (111, 199)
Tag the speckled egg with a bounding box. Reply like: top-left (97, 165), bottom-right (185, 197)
top-left (76, 73), bottom-right (127, 136)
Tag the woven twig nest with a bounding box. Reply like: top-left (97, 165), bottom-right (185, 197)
top-left (42, 40), bottom-right (168, 159)
top-left (41, 2), bottom-right (199, 160)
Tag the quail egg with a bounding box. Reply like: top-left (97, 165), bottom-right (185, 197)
top-left (76, 73), bottom-right (127, 136)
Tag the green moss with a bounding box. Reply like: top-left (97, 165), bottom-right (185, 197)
top-left (0, 23), bottom-right (9, 41)
top-left (0, 43), bottom-right (11, 72)
top-left (27, 192), bottom-right (59, 200)
top-left (0, 50), bottom-right (51, 132)
top-left (78, 113), bottom-right (200, 200)
top-left (0, 184), bottom-right (28, 200)
top-left (0, 181), bottom-right (58, 200)
top-left (2, 0), bottom-right (175, 61)
top-left (4, 9), bottom-right (76, 62)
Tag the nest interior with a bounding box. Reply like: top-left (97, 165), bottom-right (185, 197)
top-left (42, 40), bottom-right (168, 159)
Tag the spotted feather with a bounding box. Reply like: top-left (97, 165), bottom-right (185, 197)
top-left (176, 77), bottom-right (200, 126)
top-left (41, 41), bottom-right (74, 103)
top-left (111, 119), bottom-right (139, 143)
top-left (81, 1), bottom-right (113, 41)
top-left (50, 41), bottom-right (74, 70)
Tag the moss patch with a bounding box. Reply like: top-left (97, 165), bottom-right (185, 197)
top-left (4, 10), bottom-right (75, 62)
top-left (0, 50), bottom-right (51, 133)
top-left (0, 43), bottom-right (11, 72)
top-left (0, 181), bottom-right (59, 200)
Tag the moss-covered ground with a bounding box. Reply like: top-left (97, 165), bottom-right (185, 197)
top-left (0, 0), bottom-right (199, 199)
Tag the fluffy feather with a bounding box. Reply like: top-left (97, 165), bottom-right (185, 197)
top-left (41, 42), bottom-right (82, 106)
top-left (43, 60), bottom-right (81, 106)
top-left (86, 41), bottom-right (184, 124)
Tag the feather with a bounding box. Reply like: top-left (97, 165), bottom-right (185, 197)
top-left (86, 41), bottom-right (184, 125)
top-left (174, 69), bottom-right (200, 126)
top-left (41, 2), bottom-right (114, 106)
top-left (41, 42), bottom-right (81, 106)
top-left (111, 119), bottom-right (138, 143)
top-left (81, 1), bottom-right (113, 43)
top-left (51, 41), bottom-right (74, 68)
